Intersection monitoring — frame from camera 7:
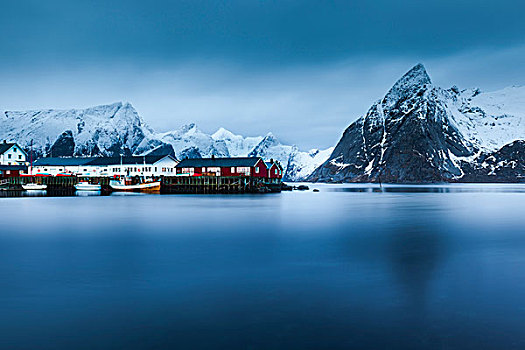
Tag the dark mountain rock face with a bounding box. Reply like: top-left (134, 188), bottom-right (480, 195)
top-left (49, 130), bottom-right (75, 157)
top-left (309, 64), bottom-right (525, 183)
top-left (460, 141), bottom-right (525, 182)
top-left (146, 144), bottom-right (176, 157)
top-left (179, 147), bottom-right (202, 159)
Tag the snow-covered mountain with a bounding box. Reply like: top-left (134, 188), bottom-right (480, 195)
top-left (0, 103), bottom-right (330, 180)
top-left (309, 64), bottom-right (525, 183)
top-left (1, 102), bottom-right (157, 158)
top-left (154, 124), bottom-right (331, 180)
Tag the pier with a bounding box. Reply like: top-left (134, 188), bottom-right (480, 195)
top-left (2, 175), bottom-right (282, 194)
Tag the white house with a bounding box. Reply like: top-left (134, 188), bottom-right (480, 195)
top-left (32, 155), bottom-right (178, 177)
top-left (0, 141), bottom-right (28, 166)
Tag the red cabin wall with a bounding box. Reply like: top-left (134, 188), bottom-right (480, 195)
top-left (175, 158), bottom-right (283, 179)
top-left (251, 159), bottom-right (268, 178)
top-left (0, 170), bottom-right (22, 178)
top-left (267, 164), bottom-right (282, 179)
top-left (220, 166), bottom-right (249, 177)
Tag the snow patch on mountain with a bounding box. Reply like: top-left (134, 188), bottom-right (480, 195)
top-left (450, 86), bottom-right (525, 152)
top-left (0, 102), bottom-right (331, 180)
top-left (310, 63), bottom-right (525, 183)
top-left (1, 102), bottom-right (155, 157)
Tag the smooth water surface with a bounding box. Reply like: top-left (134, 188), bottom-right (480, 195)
top-left (1, 184), bottom-right (525, 349)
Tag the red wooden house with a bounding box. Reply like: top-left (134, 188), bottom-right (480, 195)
top-left (0, 165), bottom-right (28, 179)
top-left (175, 157), bottom-right (283, 180)
top-left (265, 160), bottom-right (283, 179)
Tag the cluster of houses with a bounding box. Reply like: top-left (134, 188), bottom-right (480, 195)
top-left (31, 155), bottom-right (179, 177)
top-left (0, 140), bottom-right (283, 181)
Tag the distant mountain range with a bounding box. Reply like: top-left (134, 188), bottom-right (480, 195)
top-left (3, 64), bottom-right (523, 183)
top-left (0, 102), bottom-right (332, 181)
top-left (309, 64), bottom-right (525, 183)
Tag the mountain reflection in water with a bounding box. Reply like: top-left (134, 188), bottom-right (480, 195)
top-left (0, 183), bottom-right (524, 349)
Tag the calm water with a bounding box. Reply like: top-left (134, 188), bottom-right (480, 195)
top-left (1, 184), bottom-right (525, 349)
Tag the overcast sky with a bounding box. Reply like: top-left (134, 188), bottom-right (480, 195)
top-left (1, 0), bottom-right (524, 149)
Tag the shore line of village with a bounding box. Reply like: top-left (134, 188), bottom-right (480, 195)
top-left (0, 141), bottom-right (319, 195)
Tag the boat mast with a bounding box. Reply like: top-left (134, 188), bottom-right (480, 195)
top-left (30, 139), bottom-right (33, 176)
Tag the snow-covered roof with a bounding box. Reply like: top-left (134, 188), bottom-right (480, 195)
top-left (34, 155), bottom-right (176, 167)
top-left (0, 142), bottom-right (26, 156)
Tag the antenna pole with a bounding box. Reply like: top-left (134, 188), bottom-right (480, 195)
top-left (30, 139), bottom-right (33, 176)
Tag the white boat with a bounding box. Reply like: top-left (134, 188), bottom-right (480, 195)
top-left (22, 183), bottom-right (47, 190)
top-left (75, 182), bottom-right (102, 191)
top-left (110, 179), bottom-right (161, 192)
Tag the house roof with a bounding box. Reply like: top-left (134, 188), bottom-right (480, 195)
top-left (176, 157), bottom-right (262, 168)
top-left (264, 161), bottom-right (283, 170)
top-left (33, 154), bottom-right (177, 167)
top-left (0, 142), bottom-right (26, 156)
top-left (86, 155), bottom-right (176, 166)
top-left (33, 157), bottom-right (96, 166)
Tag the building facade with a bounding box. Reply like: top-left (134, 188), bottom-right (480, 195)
top-left (175, 157), bottom-right (283, 180)
top-left (32, 155), bottom-right (178, 177)
top-left (0, 141), bottom-right (28, 166)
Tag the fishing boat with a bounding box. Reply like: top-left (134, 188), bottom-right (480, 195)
top-left (75, 182), bottom-right (102, 191)
top-left (22, 183), bottom-right (47, 190)
top-left (109, 177), bottom-right (161, 192)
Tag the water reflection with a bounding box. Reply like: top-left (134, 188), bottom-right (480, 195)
top-left (387, 223), bottom-right (446, 309)
top-left (323, 184), bottom-right (525, 193)
top-left (1, 184), bottom-right (525, 349)
top-left (109, 191), bottom-right (149, 196)
top-left (75, 190), bottom-right (101, 197)
top-left (23, 190), bottom-right (48, 196)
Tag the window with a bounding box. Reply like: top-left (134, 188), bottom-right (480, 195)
top-left (8, 154), bottom-right (11, 159)
top-left (275, 169), bottom-right (278, 174)
top-left (255, 167), bottom-right (259, 173)
top-left (18, 155), bottom-right (22, 160)
top-left (202, 167), bottom-right (206, 172)
top-left (154, 167), bottom-right (157, 172)
top-left (236, 167), bottom-right (250, 175)
top-left (13, 148), bottom-right (17, 152)
top-left (231, 167), bottom-right (235, 173)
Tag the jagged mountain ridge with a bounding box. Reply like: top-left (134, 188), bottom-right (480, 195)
top-left (309, 64), bottom-right (525, 183)
top-left (0, 103), bottom-right (330, 181)
top-left (1, 102), bottom-right (156, 158)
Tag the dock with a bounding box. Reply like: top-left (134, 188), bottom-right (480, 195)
top-left (2, 175), bottom-right (282, 194)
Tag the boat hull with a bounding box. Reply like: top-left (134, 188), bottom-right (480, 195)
top-left (110, 181), bottom-right (161, 192)
top-left (75, 183), bottom-right (102, 191)
top-left (22, 184), bottom-right (47, 190)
